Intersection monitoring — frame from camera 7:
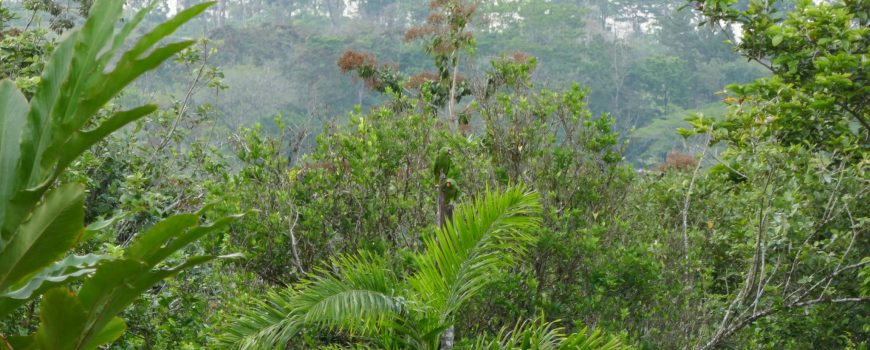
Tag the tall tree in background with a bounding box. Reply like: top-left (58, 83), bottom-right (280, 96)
top-left (693, 0), bottom-right (868, 151)
top-left (405, 0), bottom-right (478, 127)
top-left (682, 0), bottom-right (869, 348)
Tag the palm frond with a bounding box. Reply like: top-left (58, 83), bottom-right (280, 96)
top-left (294, 252), bottom-right (405, 333)
top-left (221, 186), bottom-right (542, 349)
top-left (469, 316), bottom-right (635, 350)
top-left (470, 316), bottom-right (564, 350)
top-left (560, 326), bottom-right (634, 350)
top-left (409, 185), bottom-right (541, 321)
top-left (219, 288), bottom-right (301, 350)
top-left (220, 252), bottom-right (404, 349)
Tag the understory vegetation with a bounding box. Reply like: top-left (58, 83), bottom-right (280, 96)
top-left (0, 0), bottom-right (867, 349)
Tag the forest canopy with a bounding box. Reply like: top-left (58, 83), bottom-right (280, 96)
top-left (0, 0), bottom-right (867, 349)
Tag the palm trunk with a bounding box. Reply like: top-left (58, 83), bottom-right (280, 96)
top-left (441, 326), bottom-right (455, 349)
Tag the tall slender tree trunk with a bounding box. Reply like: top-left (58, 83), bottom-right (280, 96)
top-left (448, 52), bottom-right (460, 130)
top-left (436, 173), bottom-right (454, 349)
top-left (217, 0), bottom-right (227, 27)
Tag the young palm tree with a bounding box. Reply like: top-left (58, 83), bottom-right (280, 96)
top-left (220, 186), bottom-right (543, 349)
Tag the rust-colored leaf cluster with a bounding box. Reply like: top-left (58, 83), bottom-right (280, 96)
top-left (404, 26), bottom-right (434, 42)
top-left (337, 50), bottom-right (401, 92)
top-left (337, 50), bottom-right (377, 74)
top-left (506, 52), bottom-right (532, 65)
top-left (408, 71), bottom-right (441, 89)
top-left (407, 71), bottom-right (468, 89)
top-left (404, 0), bottom-right (478, 48)
top-left (0, 28), bottom-right (22, 40)
top-left (654, 151), bottom-right (698, 172)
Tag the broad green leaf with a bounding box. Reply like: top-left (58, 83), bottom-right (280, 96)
top-left (95, 1), bottom-right (157, 69)
top-left (0, 254), bottom-right (105, 318)
top-left (51, 0), bottom-right (125, 130)
top-left (18, 37), bottom-right (77, 191)
top-left (0, 1), bottom-right (236, 346)
top-left (143, 214), bottom-right (244, 266)
top-left (69, 255), bottom-right (238, 348)
top-left (0, 80), bottom-right (28, 243)
top-left (52, 105), bottom-right (158, 181)
top-left (80, 213), bottom-right (128, 242)
top-left (34, 288), bottom-right (88, 350)
top-left (32, 259), bottom-right (147, 350)
top-left (22, 0), bottom-right (125, 187)
top-left (4, 334), bottom-right (35, 350)
top-left (81, 41), bottom-right (196, 117)
top-left (123, 214), bottom-right (199, 263)
top-left (82, 317), bottom-right (126, 350)
top-left (77, 2), bottom-right (215, 121)
top-left (772, 35), bottom-right (784, 46)
top-left (0, 184), bottom-right (84, 292)
top-left (75, 259), bottom-right (148, 335)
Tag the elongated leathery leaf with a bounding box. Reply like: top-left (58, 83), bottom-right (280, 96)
top-left (28, 211), bottom-right (244, 349)
top-left (52, 105), bottom-right (158, 181)
top-left (71, 254), bottom-right (240, 349)
top-left (0, 184), bottom-right (84, 293)
top-left (139, 214), bottom-right (244, 266)
top-left (0, 1), bottom-right (239, 347)
top-left (0, 81), bottom-right (28, 244)
top-left (9, 289), bottom-right (129, 350)
top-left (123, 213), bottom-right (199, 263)
top-left (5, 2), bottom-right (216, 240)
top-left (34, 288), bottom-right (88, 350)
top-left (76, 2), bottom-right (216, 122)
top-left (0, 254), bottom-right (105, 318)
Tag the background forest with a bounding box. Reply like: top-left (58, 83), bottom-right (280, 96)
top-left (0, 0), bottom-right (867, 349)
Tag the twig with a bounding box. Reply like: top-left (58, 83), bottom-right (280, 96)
top-left (681, 133), bottom-right (711, 269)
top-left (286, 212), bottom-right (305, 275)
top-left (701, 296), bottom-right (870, 350)
top-left (154, 43), bottom-right (210, 156)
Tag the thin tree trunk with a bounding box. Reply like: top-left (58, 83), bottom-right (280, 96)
top-left (287, 212), bottom-right (305, 274)
top-left (441, 327), bottom-right (455, 350)
top-left (217, 0), bottom-right (227, 27)
top-left (448, 52), bottom-right (459, 129)
top-left (437, 173), bottom-right (455, 349)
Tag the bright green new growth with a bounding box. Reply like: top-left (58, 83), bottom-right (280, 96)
top-left (221, 186), bottom-right (554, 349)
top-left (0, 1), bottom-right (241, 349)
top-left (472, 315), bottom-right (633, 350)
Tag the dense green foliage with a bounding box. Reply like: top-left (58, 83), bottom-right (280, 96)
top-left (223, 187), bottom-right (547, 349)
top-left (0, 0), bottom-right (866, 349)
top-left (0, 1), bottom-right (241, 348)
